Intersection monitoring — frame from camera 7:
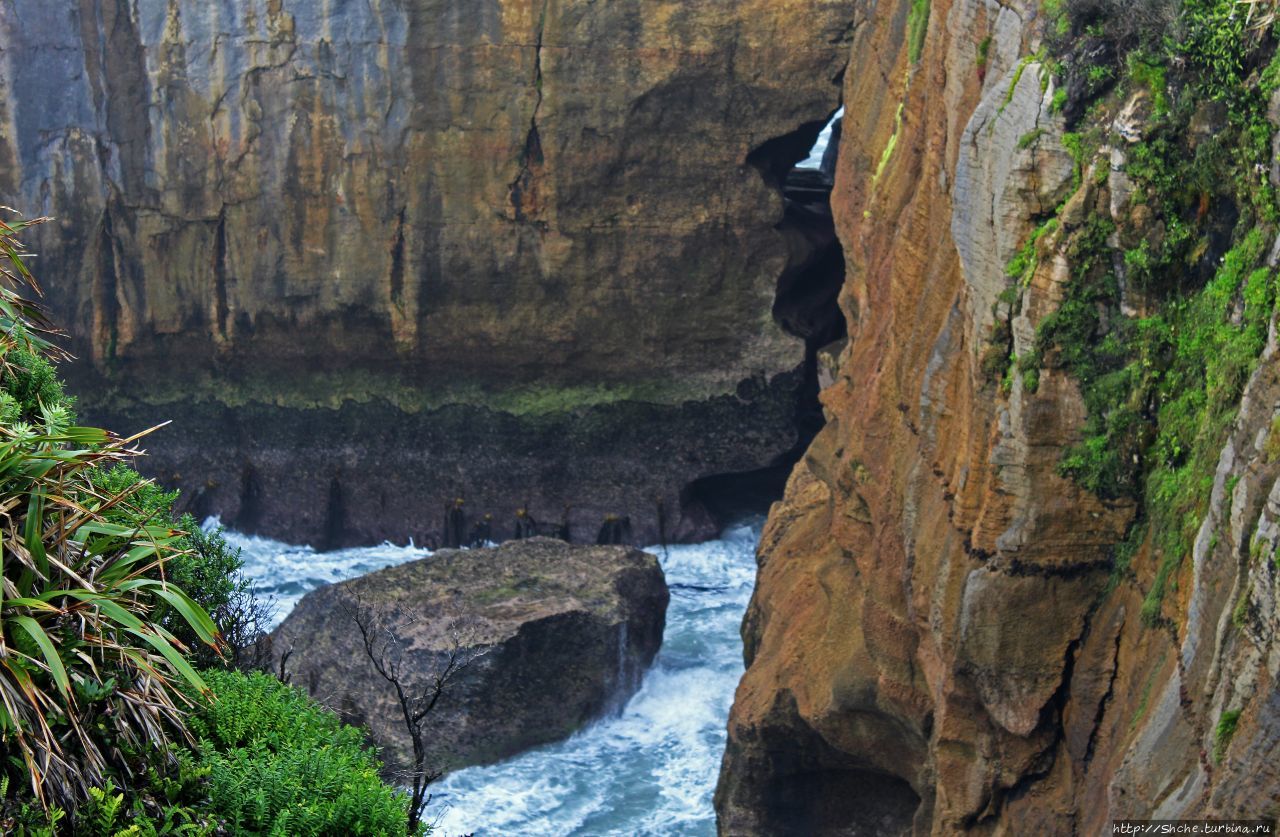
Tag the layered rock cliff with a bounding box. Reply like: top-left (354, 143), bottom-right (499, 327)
top-left (0, 0), bottom-right (854, 545)
top-left (720, 0), bottom-right (1280, 833)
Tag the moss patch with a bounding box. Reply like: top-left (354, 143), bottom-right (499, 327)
top-left (1213, 708), bottom-right (1242, 763)
top-left (907, 0), bottom-right (930, 65)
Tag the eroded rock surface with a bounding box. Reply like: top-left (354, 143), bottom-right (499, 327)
top-left (0, 0), bottom-right (854, 545)
top-left (269, 536), bottom-right (668, 774)
top-left (718, 0), bottom-right (1280, 833)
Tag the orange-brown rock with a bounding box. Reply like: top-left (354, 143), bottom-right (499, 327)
top-left (719, 0), bottom-right (1280, 833)
top-left (716, 0), bottom-right (1280, 834)
top-left (0, 0), bottom-right (854, 546)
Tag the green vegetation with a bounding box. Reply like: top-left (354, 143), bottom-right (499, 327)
top-left (976, 35), bottom-right (992, 76)
top-left (907, 0), bottom-right (930, 64)
top-left (1128, 52), bottom-right (1170, 116)
top-left (1006, 217), bottom-right (1059, 286)
top-left (1214, 708), bottom-right (1242, 763)
top-left (1264, 415), bottom-right (1280, 462)
top-left (1000, 55), bottom-right (1038, 114)
top-left (1051, 86), bottom-right (1069, 113)
top-left (1017, 127), bottom-right (1047, 149)
top-left (872, 102), bottom-right (907, 188)
top-left (188, 670), bottom-right (423, 836)
top-left (0, 216), bottom-right (219, 811)
top-left (1024, 0), bottom-right (1280, 625)
top-left (1129, 651), bottom-right (1168, 730)
top-left (1232, 584), bottom-right (1251, 628)
top-left (89, 464), bottom-right (266, 668)
top-left (9, 669), bottom-right (426, 835)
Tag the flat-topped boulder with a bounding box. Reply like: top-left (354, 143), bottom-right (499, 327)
top-left (267, 537), bottom-right (668, 775)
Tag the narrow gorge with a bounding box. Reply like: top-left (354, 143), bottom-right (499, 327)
top-left (2, 0), bottom-right (1279, 834)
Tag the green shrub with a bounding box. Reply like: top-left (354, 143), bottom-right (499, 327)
top-left (89, 465), bottom-right (268, 667)
top-left (188, 670), bottom-right (424, 836)
top-left (1214, 708), bottom-right (1242, 763)
top-left (0, 343), bottom-right (70, 422)
top-left (0, 215), bottom-right (218, 809)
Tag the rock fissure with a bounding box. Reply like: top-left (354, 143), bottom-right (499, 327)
top-left (212, 204), bottom-right (230, 343)
top-left (683, 109), bottom-right (848, 528)
top-left (1082, 615), bottom-right (1125, 766)
top-left (508, 0), bottom-right (549, 222)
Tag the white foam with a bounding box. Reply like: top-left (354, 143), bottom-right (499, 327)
top-left (218, 516), bottom-right (763, 835)
top-left (430, 519), bottom-right (761, 836)
top-left (796, 106), bottom-right (845, 170)
top-left (204, 517), bottom-right (433, 627)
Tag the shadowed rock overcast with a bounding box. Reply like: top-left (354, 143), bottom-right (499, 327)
top-left (0, 0), bottom-right (852, 546)
top-left (5, 0), bottom-right (1280, 833)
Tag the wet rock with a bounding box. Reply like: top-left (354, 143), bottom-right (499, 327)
top-left (0, 0), bottom-right (857, 546)
top-left (269, 537), bottom-right (668, 775)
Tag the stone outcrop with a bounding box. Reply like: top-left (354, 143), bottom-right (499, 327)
top-left (268, 536), bottom-right (668, 774)
top-left (0, 0), bottom-right (855, 546)
top-left (718, 0), bottom-right (1280, 833)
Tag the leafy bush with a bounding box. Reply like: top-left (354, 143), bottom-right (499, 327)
top-left (90, 465), bottom-right (269, 668)
top-left (0, 344), bottom-right (71, 423)
top-left (188, 669), bottom-right (424, 836)
top-left (0, 215), bottom-right (219, 809)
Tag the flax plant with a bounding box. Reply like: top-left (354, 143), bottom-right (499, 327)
top-left (0, 213), bottom-right (219, 809)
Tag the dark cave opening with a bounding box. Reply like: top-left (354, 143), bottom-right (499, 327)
top-left (763, 767), bottom-right (920, 837)
top-left (683, 108), bottom-right (848, 530)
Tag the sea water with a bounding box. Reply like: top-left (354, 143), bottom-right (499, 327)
top-left (796, 105), bottom-right (845, 170)
top-left (215, 518), bottom-right (762, 836)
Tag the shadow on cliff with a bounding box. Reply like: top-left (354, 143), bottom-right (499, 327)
top-left (684, 108), bottom-right (848, 528)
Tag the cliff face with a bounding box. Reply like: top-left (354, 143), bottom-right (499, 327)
top-left (0, 0), bottom-right (854, 545)
top-left (720, 0), bottom-right (1280, 833)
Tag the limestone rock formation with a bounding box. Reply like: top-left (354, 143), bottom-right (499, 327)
top-left (718, 0), bottom-right (1280, 833)
top-left (268, 536), bottom-right (668, 774)
top-left (0, 0), bottom-right (855, 546)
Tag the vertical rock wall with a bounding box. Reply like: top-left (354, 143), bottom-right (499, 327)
top-left (720, 0), bottom-right (1280, 833)
top-left (0, 0), bottom-right (855, 545)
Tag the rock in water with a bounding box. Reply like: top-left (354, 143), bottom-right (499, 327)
top-left (268, 537), bottom-right (668, 775)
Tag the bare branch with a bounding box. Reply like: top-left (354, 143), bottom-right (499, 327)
top-left (339, 590), bottom-right (480, 835)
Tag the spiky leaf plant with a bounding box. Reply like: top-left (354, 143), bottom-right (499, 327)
top-left (0, 213), bottom-right (219, 809)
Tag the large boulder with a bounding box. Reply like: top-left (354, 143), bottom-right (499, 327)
top-left (267, 537), bottom-right (668, 775)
